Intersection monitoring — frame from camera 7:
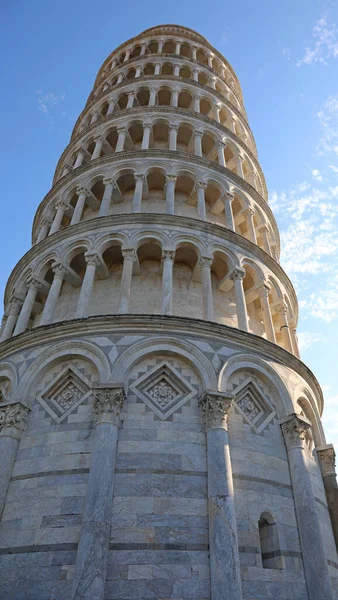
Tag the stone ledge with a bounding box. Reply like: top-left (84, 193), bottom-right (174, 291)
top-left (0, 314), bottom-right (323, 413)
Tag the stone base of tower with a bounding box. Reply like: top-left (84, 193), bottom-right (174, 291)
top-left (0, 316), bottom-right (337, 600)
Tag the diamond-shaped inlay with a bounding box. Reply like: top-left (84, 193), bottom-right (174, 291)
top-left (37, 365), bottom-right (92, 423)
top-left (130, 361), bottom-right (196, 420)
top-left (232, 378), bottom-right (276, 434)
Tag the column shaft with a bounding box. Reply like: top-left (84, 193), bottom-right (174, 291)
top-left (37, 219), bottom-right (50, 242)
top-left (161, 251), bottom-right (174, 315)
top-left (196, 184), bottom-right (206, 220)
top-left (119, 250), bottom-right (135, 314)
top-left (116, 128), bottom-right (126, 152)
top-left (132, 176), bottom-right (144, 213)
top-left (200, 258), bottom-right (213, 321)
top-left (245, 208), bottom-right (257, 244)
top-left (49, 203), bottom-right (67, 235)
top-left (92, 137), bottom-right (103, 160)
top-left (13, 281), bottom-right (39, 336)
top-left (194, 132), bottom-right (203, 157)
top-left (76, 257), bottom-right (98, 319)
top-left (71, 388), bottom-right (124, 600)
top-left (71, 189), bottom-right (87, 225)
top-left (0, 300), bottom-right (21, 342)
top-left (169, 126), bottom-right (178, 151)
top-left (259, 285), bottom-right (276, 343)
top-left (141, 125), bottom-right (152, 150)
top-left (223, 194), bottom-right (235, 231)
top-left (99, 179), bottom-right (114, 217)
top-left (281, 416), bottom-right (334, 600)
top-left (40, 266), bottom-right (65, 326)
top-left (230, 268), bottom-right (248, 332)
top-left (165, 177), bottom-right (176, 215)
top-left (317, 445), bottom-right (338, 552)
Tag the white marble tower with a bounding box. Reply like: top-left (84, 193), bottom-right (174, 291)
top-left (0, 24), bottom-right (337, 600)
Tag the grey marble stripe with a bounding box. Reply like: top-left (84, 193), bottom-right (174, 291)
top-left (109, 542), bottom-right (209, 551)
top-left (10, 468), bottom-right (90, 482)
top-left (115, 468), bottom-right (207, 476)
top-left (233, 473), bottom-right (292, 490)
top-left (0, 543), bottom-right (78, 555)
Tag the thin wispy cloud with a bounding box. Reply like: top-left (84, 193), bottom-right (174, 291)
top-left (282, 47), bottom-right (291, 60)
top-left (297, 331), bottom-right (326, 351)
top-left (318, 95), bottom-right (338, 155)
top-left (35, 89), bottom-right (66, 127)
top-left (297, 14), bottom-right (338, 66)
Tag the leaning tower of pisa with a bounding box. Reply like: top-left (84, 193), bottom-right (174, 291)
top-left (0, 23), bottom-right (338, 600)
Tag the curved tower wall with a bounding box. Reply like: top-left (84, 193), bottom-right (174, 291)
top-left (0, 24), bottom-right (337, 600)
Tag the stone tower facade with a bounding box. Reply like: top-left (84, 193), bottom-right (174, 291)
top-left (0, 24), bottom-right (337, 600)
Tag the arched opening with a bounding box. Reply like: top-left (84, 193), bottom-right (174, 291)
top-left (100, 101), bottom-right (109, 117)
top-left (176, 125), bottom-right (194, 153)
top-left (178, 90), bottom-right (193, 110)
top-left (105, 126), bottom-right (118, 152)
top-left (82, 179), bottom-right (104, 221)
top-left (196, 48), bottom-right (208, 66)
top-left (180, 43), bottom-right (190, 58)
top-left (130, 46), bottom-right (141, 59)
top-left (173, 242), bottom-right (201, 318)
top-left (198, 72), bottom-right (209, 86)
top-left (148, 40), bottom-right (158, 54)
top-left (259, 512), bottom-right (283, 569)
top-left (100, 242), bottom-right (124, 315)
top-left (163, 40), bottom-right (175, 54)
top-left (202, 132), bottom-right (218, 161)
top-left (211, 251), bottom-right (236, 326)
top-left (162, 62), bottom-right (174, 76)
top-left (126, 67), bottom-right (136, 80)
top-left (136, 88), bottom-right (150, 107)
top-left (128, 121), bottom-right (144, 149)
top-left (180, 65), bottom-right (191, 79)
top-left (143, 63), bottom-right (155, 76)
top-left (157, 87), bottom-right (171, 106)
top-left (112, 171), bottom-right (135, 215)
top-left (175, 174), bottom-right (195, 217)
top-left (152, 120), bottom-right (170, 150)
top-left (242, 263), bottom-right (265, 337)
top-left (129, 240), bottom-right (162, 314)
top-left (144, 169), bottom-right (166, 213)
top-left (200, 98), bottom-right (212, 117)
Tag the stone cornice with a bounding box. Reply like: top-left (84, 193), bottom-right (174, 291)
top-left (73, 75), bottom-right (249, 151)
top-left (9, 214), bottom-right (292, 315)
top-left (57, 106), bottom-right (259, 187)
top-left (94, 25), bottom-right (243, 101)
top-left (0, 314), bottom-right (323, 414)
top-left (35, 150), bottom-right (270, 239)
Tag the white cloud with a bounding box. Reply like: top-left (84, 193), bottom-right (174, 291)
top-left (312, 168), bottom-right (323, 181)
top-left (318, 95), bottom-right (338, 155)
top-left (35, 89), bottom-right (66, 126)
top-left (297, 331), bottom-right (326, 350)
top-left (282, 47), bottom-right (291, 60)
top-left (329, 165), bottom-right (338, 173)
top-left (297, 14), bottom-right (338, 66)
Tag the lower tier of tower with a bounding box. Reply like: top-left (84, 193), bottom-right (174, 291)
top-left (0, 316), bottom-right (337, 600)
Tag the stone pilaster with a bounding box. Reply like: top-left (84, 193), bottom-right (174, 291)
top-left (199, 391), bottom-right (242, 600)
top-left (0, 402), bottom-right (30, 517)
top-left (281, 414), bottom-right (334, 600)
top-left (317, 444), bottom-right (338, 551)
top-left (71, 385), bottom-right (125, 600)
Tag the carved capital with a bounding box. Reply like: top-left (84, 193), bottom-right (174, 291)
top-left (281, 414), bottom-right (312, 449)
top-left (198, 256), bottom-right (213, 269)
top-left (40, 216), bottom-right (51, 227)
top-left (93, 386), bottom-right (125, 426)
top-left (143, 121), bottom-right (153, 130)
top-left (122, 248), bottom-right (137, 261)
top-left (223, 191), bottom-right (234, 203)
top-left (276, 302), bottom-right (288, 315)
top-left (162, 249), bottom-right (175, 262)
top-left (55, 201), bottom-right (69, 212)
top-left (85, 253), bottom-right (101, 268)
top-left (166, 175), bottom-right (177, 184)
top-left (52, 262), bottom-right (67, 278)
top-left (230, 267), bottom-right (246, 281)
top-left (195, 181), bottom-right (207, 191)
top-left (27, 276), bottom-right (41, 292)
top-left (134, 173), bottom-right (145, 182)
top-left (317, 444), bottom-right (336, 477)
top-left (76, 186), bottom-right (89, 197)
top-left (199, 391), bottom-right (234, 430)
top-left (103, 177), bottom-right (114, 187)
top-left (257, 283), bottom-right (271, 298)
top-left (0, 402), bottom-right (30, 439)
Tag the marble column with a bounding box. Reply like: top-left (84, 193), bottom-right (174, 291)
top-left (140, 43), bottom-right (147, 56)
top-left (193, 68), bottom-right (199, 82)
top-left (119, 249), bottom-right (136, 314)
top-left (193, 95), bottom-right (201, 113)
top-left (0, 298), bottom-right (22, 342)
top-left (91, 136), bottom-right (104, 160)
top-left (99, 178), bottom-right (115, 217)
top-left (107, 99), bottom-right (115, 115)
top-left (13, 278), bottom-right (40, 336)
top-left (116, 127), bottom-right (127, 152)
top-left (169, 125), bottom-right (178, 151)
top-left (317, 444), bottom-right (338, 551)
top-left (70, 188), bottom-right (88, 225)
top-left (124, 49), bottom-right (131, 61)
top-left (213, 105), bottom-right (221, 122)
top-left (116, 73), bottom-right (124, 84)
top-left (281, 415), bottom-right (334, 600)
top-left (71, 386), bottom-right (125, 600)
top-left (199, 391), bottom-right (242, 600)
top-left (259, 224), bottom-right (271, 254)
top-left (196, 182), bottom-right (207, 220)
top-left (126, 91), bottom-right (135, 109)
top-left (158, 39), bottom-right (164, 53)
top-left (49, 201), bottom-right (68, 235)
top-left (0, 402), bottom-right (30, 518)
top-left (192, 46), bottom-right (197, 60)
top-left (40, 264), bottom-right (66, 326)
top-left (141, 122), bottom-right (152, 150)
top-left (245, 207), bottom-right (257, 244)
top-left (223, 192), bottom-right (235, 231)
top-left (174, 64), bottom-right (180, 76)
top-left (171, 89), bottom-right (179, 107)
top-left (258, 283), bottom-right (276, 343)
top-left (90, 111), bottom-right (99, 125)
top-left (236, 155), bottom-right (245, 178)
top-left (74, 148), bottom-right (85, 169)
top-left (217, 142), bottom-right (226, 167)
top-left (165, 175), bottom-right (176, 215)
top-left (175, 41), bottom-right (181, 55)
top-left (161, 250), bottom-right (175, 315)
top-left (208, 54), bottom-right (213, 68)
top-left (149, 88), bottom-right (157, 106)
top-left (37, 217), bottom-right (51, 242)
top-left (276, 303), bottom-right (293, 353)
top-left (194, 130), bottom-right (203, 157)
top-left (199, 257), bottom-right (213, 321)
top-left (289, 322), bottom-right (300, 358)
top-left (132, 174), bottom-right (144, 213)
top-left (230, 267), bottom-right (248, 332)
top-left (76, 255), bottom-right (100, 319)
top-left (154, 63), bottom-right (161, 75)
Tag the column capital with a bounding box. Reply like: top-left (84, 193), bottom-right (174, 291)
top-left (198, 256), bottom-right (213, 269)
top-left (52, 262), bottom-right (68, 278)
top-left (40, 216), bottom-right (52, 227)
top-left (27, 276), bottom-right (41, 292)
top-left (143, 121), bottom-right (153, 130)
top-left (93, 134), bottom-right (104, 143)
top-left (195, 181), bottom-right (207, 191)
top-left (93, 385), bottom-right (125, 426)
top-left (165, 174), bottom-right (177, 184)
top-left (127, 90), bottom-right (135, 97)
top-left (230, 267), bottom-right (245, 281)
top-left (222, 191), bottom-right (234, 202)
top-left (117, 126), bottom-right (127, 135)
top-left (84, 253), bottom-right (101, 268)
top-left (76, 186), bottom-right (89, 197)
top-left (237, 154), bottom-right (245, 163)
top-left (55, 200), bottom-right (69, 211)
top-left (169, 123), bottom-right (179, 131)
top-left (280, 413), bottom-right (312, 449)
top-left (276, 301), bottom-right (288, 315)
top-left (218, 140), bottom-right (226, 149)
top-left (7, 297), bottom-right (22, 315)
top-left (245, 206), bottom-right (255, 216)
top-left (194, 129), bottom-right (204, 138)
top-left (257, 282), bottom-right (271, 298)
top-left (0, 402), bottom-right (30, 439)
top-left (134, 173), bottom-right (146, 182)
top-left (316, 444), bottom-right (336, 476)
top-left (199, 391), bottom-right (234, 430)
top-left (122, 248), bottom-right (137, 261)
top-left (162, 249), bottom-right (175, 261)
top-left (103, 177), bottom-right (115, 186)
top-left (258, 223), bottom-right (269, 233)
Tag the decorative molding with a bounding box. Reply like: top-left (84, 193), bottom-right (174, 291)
top-left (199, 390), bottom-right (233, 429)
top-left (317, 444), bottom-right (336, 477)
top-left (280, 413), bottom-right (312, 449)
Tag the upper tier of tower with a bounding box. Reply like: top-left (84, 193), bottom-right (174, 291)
top-left (0, 25), bottom-right (299, 358)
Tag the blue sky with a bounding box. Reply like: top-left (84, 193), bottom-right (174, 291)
top-left (1, 0), bottom-right (338, 447)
